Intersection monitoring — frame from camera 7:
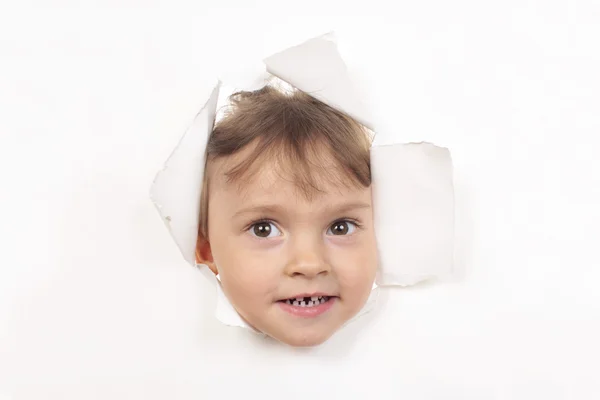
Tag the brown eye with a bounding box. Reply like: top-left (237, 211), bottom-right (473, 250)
top-left (327, 221), bottom-right (357, 236)
top-left (251, 221), bottom-right (280, 238)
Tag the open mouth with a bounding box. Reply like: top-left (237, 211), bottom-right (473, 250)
top-left (277, 294), bottom-right (338, 317)
top-left (279, 296), bottom-right (335, 307)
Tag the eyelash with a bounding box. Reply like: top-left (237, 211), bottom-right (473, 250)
top-left (245, 217), bottom-right (363, 237)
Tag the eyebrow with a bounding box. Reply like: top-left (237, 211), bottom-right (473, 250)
top-left (232, 202), bottom-right (371, 219)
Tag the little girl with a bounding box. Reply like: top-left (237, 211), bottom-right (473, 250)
top-left (194, 79), bottom-right (379, 347)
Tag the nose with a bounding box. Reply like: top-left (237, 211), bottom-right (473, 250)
top-left (284, 234), bottom-right (331, 278)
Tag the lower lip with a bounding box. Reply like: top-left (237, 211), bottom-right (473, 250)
top-left (277, 297), bottom-right (337, 317)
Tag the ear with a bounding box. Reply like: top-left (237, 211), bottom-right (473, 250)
top-left (195, 232), bottom-right (218, 275)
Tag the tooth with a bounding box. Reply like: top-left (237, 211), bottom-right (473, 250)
top-left (311, 296), bottom-right (318, 301)
top-left (293, 301), bottom-right (300, 306)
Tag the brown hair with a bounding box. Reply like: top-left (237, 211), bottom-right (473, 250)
top-left (199, 78), bottom-right (374, 238)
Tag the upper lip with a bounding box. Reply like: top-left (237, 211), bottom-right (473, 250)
top-left (280, 292), bottom-right (336, 300)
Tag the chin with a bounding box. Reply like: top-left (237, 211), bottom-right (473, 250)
top-left (272, 328), bottom-right (335, 347)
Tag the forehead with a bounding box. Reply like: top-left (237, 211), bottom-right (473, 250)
top-left (208, 148), bottom-right (368, 206)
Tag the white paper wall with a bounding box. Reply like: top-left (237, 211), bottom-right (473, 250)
top-left (1, 2), bottom-right (599, 399)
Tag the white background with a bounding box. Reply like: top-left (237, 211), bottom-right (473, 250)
top-left (1, 1), bottom-right (600, 399)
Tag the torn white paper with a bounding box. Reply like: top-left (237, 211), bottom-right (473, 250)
top-left (149, 32), bottom-right (455, 332)
top-left (150, 83), bottom-right (220, 266)
top-left (372, 142), bottom-right (454, 286)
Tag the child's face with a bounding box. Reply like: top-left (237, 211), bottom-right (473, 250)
top-left (201, 150), bottom-right (378, 347)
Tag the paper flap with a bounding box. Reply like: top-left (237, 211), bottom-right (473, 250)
top-left (371, 142), bottom-right (455, 286)
top-left (263, 33), bottom-right (374, 130)
top-left (150, 83), bottom-right (221, 266)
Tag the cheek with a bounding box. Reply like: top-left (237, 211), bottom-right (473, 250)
top-left (332, 236), bottom-right (378, 290)
top-left (210, 230), bottom-right (279, 300)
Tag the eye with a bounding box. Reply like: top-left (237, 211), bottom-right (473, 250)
top-left (327, 220), bottom-right (358, 236)
top-left (249, 221), bottom-right (282, 238)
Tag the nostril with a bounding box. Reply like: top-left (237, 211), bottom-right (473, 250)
top-left (291, 270), bottom-right (328, 277)
top-left (286, 261), bottom-right (331, 278)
